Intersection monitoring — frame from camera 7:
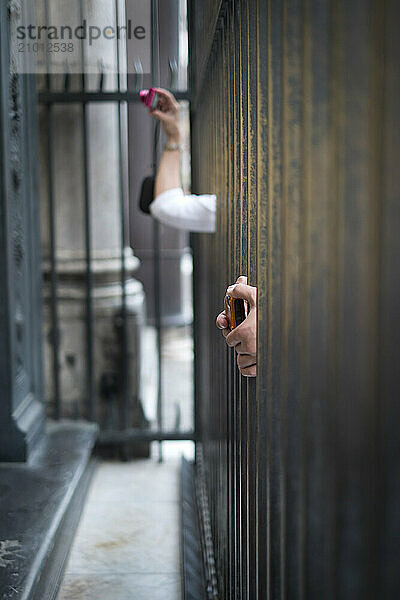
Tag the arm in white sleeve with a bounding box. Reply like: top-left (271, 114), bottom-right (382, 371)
top-left (150, 188), bottom-right (216, 233)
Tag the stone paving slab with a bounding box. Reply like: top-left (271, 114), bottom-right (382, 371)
top-left (57, 458), bottom-right (182, 599)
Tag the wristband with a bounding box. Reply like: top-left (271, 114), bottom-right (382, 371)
top-left (164, 141), bottom-right (181, 151)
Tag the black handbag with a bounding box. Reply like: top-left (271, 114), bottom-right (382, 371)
top-left (138, 175), bottom-right (155, 214)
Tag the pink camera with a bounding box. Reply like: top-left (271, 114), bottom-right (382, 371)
top-left (139, 88), bottom-right (159, 110)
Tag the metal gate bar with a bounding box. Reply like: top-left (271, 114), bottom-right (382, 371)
top-left (81, 99), bottom-right (95, 422)
top-left (115, 0), bottom-right (129, 439)
top-left (46, 101), bottom-right (61, 421)
top-left (77, 0), bottom-right (95, 424)
top-left (39, 91), bottom-right (191, 103)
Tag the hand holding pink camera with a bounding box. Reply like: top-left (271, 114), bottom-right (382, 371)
top-left (141, 87), bottom-right (181, 143)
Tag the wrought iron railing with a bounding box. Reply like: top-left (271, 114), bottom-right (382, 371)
top-left (190, 0), bottom-right (400, 598)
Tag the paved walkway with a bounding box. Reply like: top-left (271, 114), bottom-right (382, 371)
top-left (57, 443), bottom-right (193, 600)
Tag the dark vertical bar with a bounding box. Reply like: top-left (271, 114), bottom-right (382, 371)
top-left (188, 0), bottom-right (200, 452)
top-left (115, 0), bottom-right (129, 436)
top-left (225, 5), bottom-right (234, 598)
top-left (224, 7), bottom-right (234, 597)
top-left (232, 2), bottom-right (242, 596)
top-left (302, 0), bottom-right (332, 597)
top-left (247, 0), bottom-right (258, 595)
top-left (364, 1), bottom-right (384, 596)
top-left (212, 31), bottom-right (218, 585)
top-left (239, 2), bottom-right (249, 597)
top-left (299, 0), bottom-right (310, 595)
top-left (82, 103), bottom-right (94, 421)
top-left (334, 1), bottom-right (381, 596)
top-left (80, 0), bottom-right (95, 421)
top-left (151, 0), bottom-right (163, 462)
top-left (325, 0), bottom-right (342, 595)
top-left (379, 2), bottom-right (400, 595)
top-left (46, 104), bottom-right (61, 420)
top-left (221, 18), bottom-right (230, 598)
top-left (218, 22), bottom-right (229, 592)
top-left (153, 208), bottom-right (162, 458)
top-left (281, 0), bottom-right (304, 596)
top-left (44, 0), bottom-right (61, 421)
top-left (257, 0), bottom-right (273, 597)
top-left (231, 2), bottom-right (239, 594)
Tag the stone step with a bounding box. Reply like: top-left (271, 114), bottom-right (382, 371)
top-left (0, 421), bottom-right (97, 600)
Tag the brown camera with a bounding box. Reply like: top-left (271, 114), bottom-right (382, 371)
top-left (224, 295), bottom-right (247, 330)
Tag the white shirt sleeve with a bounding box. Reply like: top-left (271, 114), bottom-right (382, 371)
top-left (150, 187), bottom-right (216, 233)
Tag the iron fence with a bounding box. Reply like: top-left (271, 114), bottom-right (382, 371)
top-left (190, 0), bottom-right (400, 598)
top-left (38, 0), bottom-right (195, 455)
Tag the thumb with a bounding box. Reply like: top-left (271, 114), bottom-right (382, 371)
top-left (226, 282), bottom-right (257, 307)
top-left (216, 312), bottom-right (229, 329)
